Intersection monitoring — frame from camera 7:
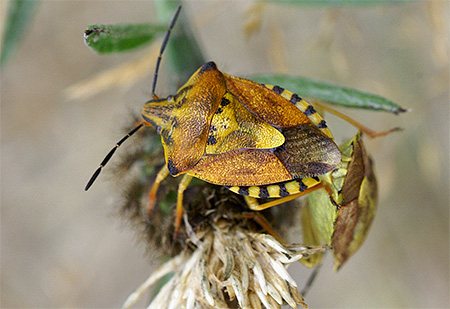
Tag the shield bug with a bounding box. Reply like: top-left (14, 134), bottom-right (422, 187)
top-left (85, 6), bottom-right (341, 234)
top-left (300, 132), bottom-right (377, 270)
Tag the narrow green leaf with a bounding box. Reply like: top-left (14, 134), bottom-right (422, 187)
top-left (252, 74), bottom-right (407, 114)
top-left (1, 0), bottom-right (40, 67)
top-left (263, 0), bottom-right (401, 6)
top-left (84, 23), bottom-right (167, 54)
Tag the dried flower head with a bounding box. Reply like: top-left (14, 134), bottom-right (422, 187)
top-left (123, 213), bottom-right (329, 309)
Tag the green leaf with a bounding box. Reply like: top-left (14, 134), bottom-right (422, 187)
top-left (1, 0), bottom-right (40, 67)
top-left (262, 0), bottom-right (400, 6)
top-left (252, 74), bottom-right (407, 114)
top-left (84, 23), bottom-right (168, 54)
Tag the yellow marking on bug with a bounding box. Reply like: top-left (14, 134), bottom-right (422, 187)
top-left (248, 186), bottom-right (261, 197)
top-left (285, 180), bottom-right (302, 195)
top-left (303, 177), bottom-right (321, 188)
top-left (309, 113), bottom-right (333, 137)
top-left (228, 186), bottom-right (240, 194)
top-left (267, 185), bottom-right (281, 197)
top-left (263, 84), bottom-right (334, 139)
top-left (206, 91), bottom-right (285, 155)
top-left (231, 177), bottom-right (323, 199)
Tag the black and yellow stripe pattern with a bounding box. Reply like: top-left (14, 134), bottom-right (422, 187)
top-left (228, 177), bottom-right (321, 198)
top-left (263, 84), bottom-right (334, 140)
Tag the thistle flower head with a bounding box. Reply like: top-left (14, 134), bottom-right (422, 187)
top-left (123, 212), bottom-right (329, 309)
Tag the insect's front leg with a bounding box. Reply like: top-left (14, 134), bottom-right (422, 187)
top-left (146, 165), bottom-right (170, 218)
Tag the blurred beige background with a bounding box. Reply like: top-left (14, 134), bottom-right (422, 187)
top-left (1, 1), bottom-right (449, 308)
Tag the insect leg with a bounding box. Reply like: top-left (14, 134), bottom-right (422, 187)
top-left (147, 164), bottom-right (170, 217)
top-left (243, 183), bottom-right (325, 211)
top-left (174, 174), bottom-right (193, 239)
top-left (310, 99), bottom-right (402, 138)
top-left (236, 212), bottom-right (284, 244)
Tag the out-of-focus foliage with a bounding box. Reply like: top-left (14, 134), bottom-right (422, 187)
top-left (252, 75), bottom-right (407, 114)
top-left (1, 0), bottom-right (39, 67)
top-left (263, 0), bottom-right (399, 6)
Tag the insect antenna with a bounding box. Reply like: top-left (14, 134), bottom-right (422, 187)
top-left (151, 5), bottom-right (182, 97)
top-left (85, 123), bottom-right (144, 191)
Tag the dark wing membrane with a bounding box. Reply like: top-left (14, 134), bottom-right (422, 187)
top-left (274, 123), bottom-right (341, 178)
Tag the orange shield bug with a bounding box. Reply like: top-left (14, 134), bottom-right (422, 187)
top-left (85, 6), bottom-right (341, 234)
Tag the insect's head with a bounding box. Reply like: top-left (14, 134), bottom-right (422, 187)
top-left (141, 61), bottom-right (226, 136)
top-left (141, 96), bottom-right (176, 134)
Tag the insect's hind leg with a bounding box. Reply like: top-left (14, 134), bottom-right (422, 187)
top-left (243, 183), bottom-right (325, 211)
top-left (310, 99), bottom-right (402, 138)
top-left (235, 211), bottom-right (285, 244)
